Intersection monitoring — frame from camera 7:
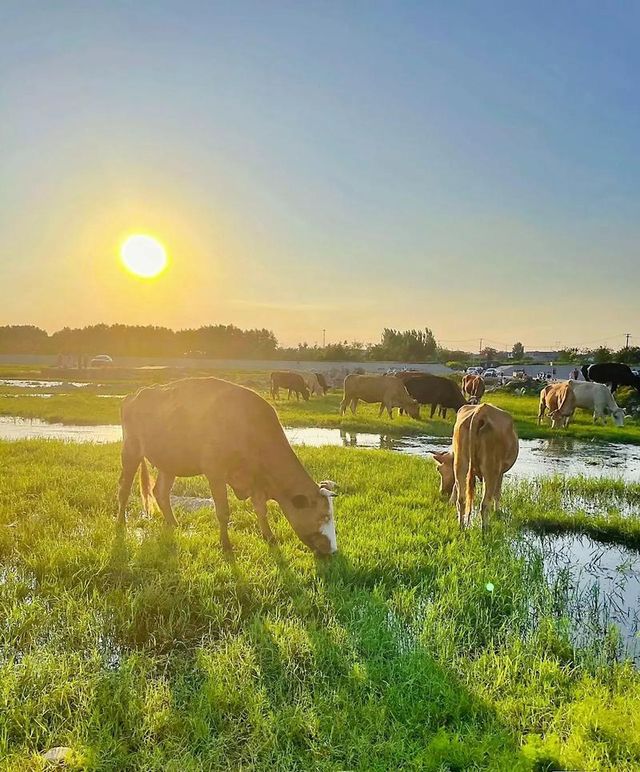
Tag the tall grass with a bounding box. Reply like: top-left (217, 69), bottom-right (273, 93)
top-left (1, 440), bottom-right (640, 769)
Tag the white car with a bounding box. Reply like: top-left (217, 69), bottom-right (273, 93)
top-left (465, 366), bottom-right (483, 375)
top-left (89, 354), bottom-right (113, 368)
top-left (483, 368), bottom-right (499, 378)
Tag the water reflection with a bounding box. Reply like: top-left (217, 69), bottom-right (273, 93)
top-left (518, 531), bottom-right (640, 664)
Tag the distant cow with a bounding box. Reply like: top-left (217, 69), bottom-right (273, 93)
top-left (538, 382), bottom-right (576, 428)
top-left (118, 377), bottom-right (338, 555)
top-left (462, 374), bottom-right (485, 404)
top-left (567, 380), bottom-right (625, 426)
top-left (432, 403), bottom-right (518, 531)
top-left (293, 371), bottom-right (324, 397)
top-left (396, 373), bottom-right (466, 418)
top-left (270, 371), bottom-right (310, 401)
top-left (340, 374), bottom-right (420, 419)
top-left (582, 363), bottom-right (640, 394)
top-left (315, 372), bottom-right (330, 394)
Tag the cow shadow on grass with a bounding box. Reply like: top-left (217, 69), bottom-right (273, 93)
top-left (93, 528), bottom-right (558, 770)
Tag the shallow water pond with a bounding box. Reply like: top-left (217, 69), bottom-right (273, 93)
top-left (0, 379), bottom-right (91, 389)
top-left (2, 418), bottom-right (640, 483)
top-left (517, 531), bottom-right (640, 664)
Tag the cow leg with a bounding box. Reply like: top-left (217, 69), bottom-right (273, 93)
top-left (252, 493), bottom-right (275, 544)
top-left (378, 402), bottom-right (385, 417)
top-left (454, 456), bottom-right (470, 528)
top-left (117, 443), bottom-right (140, 526)
top-left (205, 474), bottom-right (233, 552)
top-left (339, 396), bottom-right (348, 415)
top-left (387, 404), bottom-right (394, 418)
top-left (440, 407), bottom-right (448, 419)
top-left (153, 471), bottom-right (178, 527)
top-left (350, 398), bottom-right (358, 414)
top-left (430, 403), bottom-right (437, 419)
top-left (611, 382), bottom-right (618, 394)
top-left (537, 399), bottom-right (546, 425)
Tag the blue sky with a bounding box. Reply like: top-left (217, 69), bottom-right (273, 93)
top-left (1, 1), bottom-right (639, 349)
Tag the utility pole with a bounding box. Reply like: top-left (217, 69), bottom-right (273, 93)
top-left (625, 333), bottom-right (631, 349)
top-left (322, 329), bottom-right (326, 347)
top-left (479, 338), bottom-right (483, 359)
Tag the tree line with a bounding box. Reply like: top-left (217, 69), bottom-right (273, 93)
top-left (0, 324), bottom-right (637, 364)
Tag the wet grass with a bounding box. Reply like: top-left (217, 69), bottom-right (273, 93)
top-left (2, 440), bottom-right (640, 769)
top-left (507, 476), bottom-right (640, 550)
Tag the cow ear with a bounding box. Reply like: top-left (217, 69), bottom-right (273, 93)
top-left (292, 494), bottom-right (311, 509)
top-left (432, 452), bottom-right (447, 464)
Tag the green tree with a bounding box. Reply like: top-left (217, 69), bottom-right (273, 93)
top-left (511, 342), bottom-right (524, 360)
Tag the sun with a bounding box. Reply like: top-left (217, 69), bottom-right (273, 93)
top-left (120, 234), bottom-right (168, 278)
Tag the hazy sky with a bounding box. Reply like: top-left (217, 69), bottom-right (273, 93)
top-left (2, 1), bottom-right (639, 349)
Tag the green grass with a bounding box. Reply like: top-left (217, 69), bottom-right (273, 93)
top-left (2, 440), bottom-right (640, 769)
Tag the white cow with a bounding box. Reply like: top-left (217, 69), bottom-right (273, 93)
top-left (567, 380), bottom-right (625, 426)
top-left (294, 371), bottom-right (324, 397)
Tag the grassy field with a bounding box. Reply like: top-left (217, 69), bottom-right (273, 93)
top-left (2, 440), bottom-right (640, 770)
top-left (1, 385), bottom-right (640, 445)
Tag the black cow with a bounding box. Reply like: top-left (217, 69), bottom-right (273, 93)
top-left (582, 363), bottom-right (640, 394)
top-left (396, 373), bottom-right (466, 418)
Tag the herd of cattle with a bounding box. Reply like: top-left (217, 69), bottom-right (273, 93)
top-left (117, 363), bottom-right (640, 555)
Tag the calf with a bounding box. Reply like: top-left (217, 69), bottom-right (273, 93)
top-left (270, 371), bottom-right (310, 401)
top-left (432, 403), bottom-right (518, 531)
top-left (538, 382), bottom-right (576, 428)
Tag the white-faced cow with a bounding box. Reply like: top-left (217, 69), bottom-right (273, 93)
top-left (118, 377), bottom-right (337, 555)
top-left (432, 403), bottom-right (518, 531)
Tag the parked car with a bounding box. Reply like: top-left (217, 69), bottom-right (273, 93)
top-left (483, 368), bottom-right (499, 378)
top-left (465, 366), bottom-right (484, 375)
top-left (89, 354), bottom-right (113, 368)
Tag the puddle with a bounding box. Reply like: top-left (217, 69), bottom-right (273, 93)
top-left (518, 531), bottom-right (640, 664)
top-left (0, 417), bottom-right (121, 443)
top-left (0, 393), bottom-right (54, 399)
top-left (0, 379), bottom-right (91, 389)
top-left (1, 419), bottom-right (639, 482)
top-left (286, 428), bottom-right (640, 484)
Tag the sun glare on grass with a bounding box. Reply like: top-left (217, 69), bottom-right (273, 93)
top-left (120, 234), bottom-right (168, 278)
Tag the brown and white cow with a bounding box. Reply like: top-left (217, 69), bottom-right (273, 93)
top-left (432, 403), bottom-right (518, 531)
top-left (537, 382), bottom-right (576, 428)
top-left (340, 374), bottom-right (420, 419)
top-left (118, 377), bottom-right (337, 555)
top-left (462, 374), bottom-right (485, 404)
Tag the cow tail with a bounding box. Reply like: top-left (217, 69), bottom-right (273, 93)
top-left (139, 458), bottom-right (155, 514)
top-left (466, 406), bottom-right (488, 514)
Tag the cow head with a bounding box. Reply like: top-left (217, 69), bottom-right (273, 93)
top-left (405, 398), bottom-right (420, 420)
top-left (610, 407), bottom-right (625, 427)
top-left (301, 385), bottom-right (310, 401)
top-left (283, 480), bottom-right (338, 556)
top-left (432, 451), bottom-right (454, 498)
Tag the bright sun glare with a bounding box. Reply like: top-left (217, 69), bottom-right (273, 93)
top-left (120, 234), bottom-right (168, 278)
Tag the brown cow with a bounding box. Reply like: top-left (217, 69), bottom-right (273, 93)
top-left (118, 377), bottom-right (337, 555)
top-left (462, 374), bottom-right (485, 404)
top-left (270, 371), bottom-right (310, 401)
top-left (432, 403), bottom-right (519, 531)
top-left (537, 382), bottom-right (576, 428)
top-left (340, 374), bottom-right (420, 419)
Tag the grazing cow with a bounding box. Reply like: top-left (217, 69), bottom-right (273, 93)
top-left (432, 403), bottom-right (518, 531)
top-left (462, 374), bottom-right (485, 404)
top-left (118, 377), bottom-right (338, 555)
top-left (537, 382), bottom-right (576, 428)
top-left (315, 372), bottom-right (330, 394)
top-left (340, 374), bottom-right (420, 419)
top-left (566, 380), bottom-right (625, 426)
top-left (396, 373), bottom-right (466, 418)
top-left (582, 363), bottom-right (640, 394)
top-left (270, 371), bottom-right (310, 401)
top-left (293, 371), bottom-right (324, 397)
